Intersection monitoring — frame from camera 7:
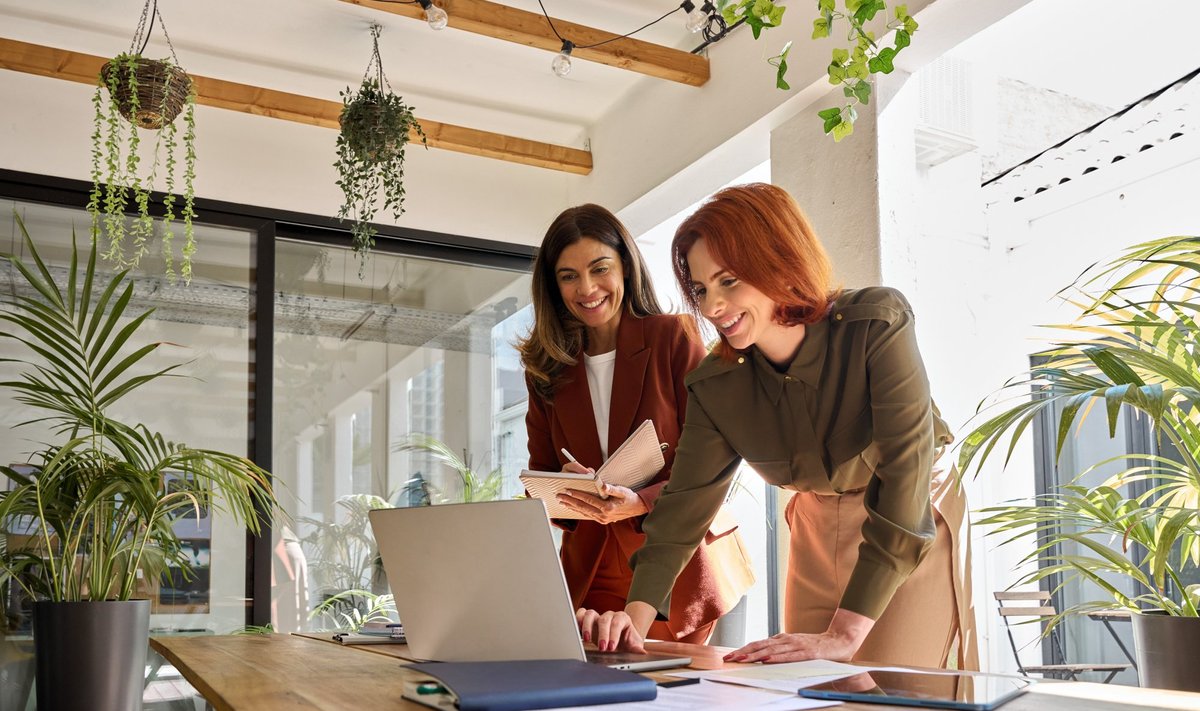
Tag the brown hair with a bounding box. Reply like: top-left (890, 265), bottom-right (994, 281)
top-left (518, 204), bottom-right (663, 400)
top-left (671, 183), bottom-right (836, 361)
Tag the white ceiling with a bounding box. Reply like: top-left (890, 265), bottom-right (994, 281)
top-left (0, 0), bottom-right (709, 149)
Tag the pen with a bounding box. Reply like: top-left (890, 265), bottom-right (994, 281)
top-left (658, 677), bottom-right (701, 688)
top-left (561, 448), bottom-right (608, 499)
top-left (416, 682), bottom-right (446, 695)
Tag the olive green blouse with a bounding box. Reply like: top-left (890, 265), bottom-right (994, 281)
top-left (627, 286), bottom-right (951, 621)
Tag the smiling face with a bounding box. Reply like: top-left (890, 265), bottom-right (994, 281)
top-left (555, 237), bottom-right (626, 345)
top-left (686, 237), bottom-right (804, 365)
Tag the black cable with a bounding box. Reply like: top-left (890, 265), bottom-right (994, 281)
top-left (538, 1), bottom-right (684, 50)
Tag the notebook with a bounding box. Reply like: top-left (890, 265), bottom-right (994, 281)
top-left (520, 419), bottom-right (665, 519)
top-left (401, 659), bottom-right (657, 711)
top-left (368, 499), bottom-right (692, 672)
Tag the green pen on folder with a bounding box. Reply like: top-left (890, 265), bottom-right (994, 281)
top-left (415, 682), bottom-right (446, 695)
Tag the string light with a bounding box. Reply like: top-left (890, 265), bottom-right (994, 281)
top-left (551, 40), bottom-right (574, 77)
top-left (416, 0), bottom-right (448, 30)
top-left (538, 0), bottom-right (694, 78)
top-left (681, 1), bottom-right (708, 34)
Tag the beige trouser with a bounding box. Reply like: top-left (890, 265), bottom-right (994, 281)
top-left (783, 470), bottom-right (976, 668)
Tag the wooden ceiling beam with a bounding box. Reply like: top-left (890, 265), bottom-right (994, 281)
top-left (0, 37), bottom-right (592, 175)
top-left (344, 0), bottom-right (709, 86)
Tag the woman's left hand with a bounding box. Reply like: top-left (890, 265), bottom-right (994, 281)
top-left (722, 631), bottom-right (858, 664)
top-left (557, 482), bottom-right (647, 524)
top-left (722, 608), bottom-right (874, 664)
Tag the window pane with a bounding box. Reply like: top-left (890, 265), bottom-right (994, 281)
top-left (270, 239), bottom-right (531, 632)
top-left (0, 199), bottom-right (253, 635)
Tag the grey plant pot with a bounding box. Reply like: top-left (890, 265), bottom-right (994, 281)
top-left (1131, 610), bottom-right (1200, 692)
top-left (33, 599), bottom-right (151, 711)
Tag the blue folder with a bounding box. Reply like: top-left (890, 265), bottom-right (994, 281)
top-left (404, 659), bottom-right (658, 711)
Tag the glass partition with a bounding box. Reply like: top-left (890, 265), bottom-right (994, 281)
top-left (0, 199), bottom-right (254, 636)
top-left (269, 238), bottom-right (532, 632)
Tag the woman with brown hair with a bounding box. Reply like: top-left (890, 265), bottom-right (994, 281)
top-left (576, 183), bottom-right (976, 667)
top-left (519, 204), bottom-right (754, 645)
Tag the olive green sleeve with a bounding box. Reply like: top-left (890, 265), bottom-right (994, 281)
top-left (626, 388), bottom-right (740, 619)
top-left (840, 303), bottom-right (937, 620)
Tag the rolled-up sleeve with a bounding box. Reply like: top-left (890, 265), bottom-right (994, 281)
top-left (627, 389), bottom-right (740, 619)
top-left (840, 304), bottom-right (936, 620)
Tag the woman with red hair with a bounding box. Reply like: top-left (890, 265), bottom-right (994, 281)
top-left (576, 183), bottom-right (976, 668)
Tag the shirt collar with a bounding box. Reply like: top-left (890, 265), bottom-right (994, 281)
top-left (749, 316), bottom-right (830, 404)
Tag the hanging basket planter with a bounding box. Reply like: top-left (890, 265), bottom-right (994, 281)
top-left (100, 56), bottom-right (193, 129)
top-left (88, 0), bottom-right (198, 283)
top-left (335, 23), bottom-right (427, 275)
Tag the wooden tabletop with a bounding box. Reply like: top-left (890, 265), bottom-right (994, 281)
top-left (149, 633), bottom-right (1200, 711)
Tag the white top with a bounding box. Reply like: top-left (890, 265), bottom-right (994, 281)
top-left (584, 350), bottom-right (617, 461)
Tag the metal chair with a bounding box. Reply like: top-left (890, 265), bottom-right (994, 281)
top-left (994, 591), bottom-right (1128, 683)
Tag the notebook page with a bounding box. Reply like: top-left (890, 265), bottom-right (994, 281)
top-left (519, 470), bottom-right (602, 519)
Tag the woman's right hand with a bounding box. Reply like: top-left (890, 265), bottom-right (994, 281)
top-left (562, 461), bottom-right (594, 475)
top-left (575, 601), bottom-right (656, 653)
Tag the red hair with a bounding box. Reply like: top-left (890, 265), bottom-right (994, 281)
top-left (671, 183), bottom-right (836, 360)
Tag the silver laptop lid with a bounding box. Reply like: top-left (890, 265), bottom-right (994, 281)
top-left (369, 499), bottom-right (587, 663)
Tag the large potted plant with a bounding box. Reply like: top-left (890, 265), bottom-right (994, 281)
top-left (0, 216), bottom-right (277, 711)
top-left (336, 23), bottom-right (426, 273)
top-left (959, 235), bottom-right (1200, 690)
top-left (88, 0), bottom-right (197, 283)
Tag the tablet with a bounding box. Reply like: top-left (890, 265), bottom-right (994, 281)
top-left (799, 670), bottom-right (1030, 711)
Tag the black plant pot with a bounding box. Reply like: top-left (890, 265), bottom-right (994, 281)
top-left (1131, 610), bottom-right (1200, 691)
top-left (33, 599), bottom-right (151, 711)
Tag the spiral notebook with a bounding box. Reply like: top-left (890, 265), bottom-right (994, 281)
top-left (519, 419), bottom-right (665, 519)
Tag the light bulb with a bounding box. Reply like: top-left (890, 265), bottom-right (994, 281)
top-left (551, 40), bottom-right (574, 78)
top-left (681, 1), bottom-right (707, 33)
top-left (551, 51), bottom-right (572, 78)
top-left (418, 0), bottom-right (448, 30)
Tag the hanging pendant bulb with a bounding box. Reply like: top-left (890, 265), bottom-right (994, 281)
top-left (551, 40), bottom-right (574, 78)
top-left (681, 1), bottom-right (707, 33)
top-left (417, 0), bottom-right (448, 30)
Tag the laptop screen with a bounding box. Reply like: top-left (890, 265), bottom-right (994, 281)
top-left (369, 499), bottom-right (588, 663)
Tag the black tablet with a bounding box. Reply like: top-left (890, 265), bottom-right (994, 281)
top-left (799, 669), bottom-right (1030, 711)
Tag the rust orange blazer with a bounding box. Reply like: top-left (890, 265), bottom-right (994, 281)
top-left (525, 313), bottom-right (755, 639)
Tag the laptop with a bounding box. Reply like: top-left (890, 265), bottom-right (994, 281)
top-left (368, 498), bottom-right (693, 672)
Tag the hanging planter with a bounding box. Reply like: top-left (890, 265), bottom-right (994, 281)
top-left (336, 23), bottom-right (426, 274)
top-left (88, 0), bottom-right (197, 283)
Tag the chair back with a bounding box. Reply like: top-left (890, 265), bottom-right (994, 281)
top-left (993, 591), bottom-right (1063, 674)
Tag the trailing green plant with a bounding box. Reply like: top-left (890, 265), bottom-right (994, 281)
top-left (960, 235), bottom-right (1200, 624)
top-left (394, 434), bottom-right (505, 503)
top-left (0, 214), bottom-right (277, 603)
top-left (721, 0), bottom-right (917, 141)
top-left (336, 24), bottom-right (427, 274)
top-left (87, 0), bottom-right (197, 282)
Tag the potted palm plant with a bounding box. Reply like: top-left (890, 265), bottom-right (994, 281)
top-left (0, 216), bottom-right (278, 711)
top-left (959, 235), bottom-right (1200, 691)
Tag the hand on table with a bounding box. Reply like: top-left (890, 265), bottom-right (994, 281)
top-left (723, 608), bottom-right (874, 664)
top-left (556, 462), bottom-right (647, 523)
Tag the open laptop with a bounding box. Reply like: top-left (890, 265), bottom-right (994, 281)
top-left (368, 498), bottom-right (692, 672)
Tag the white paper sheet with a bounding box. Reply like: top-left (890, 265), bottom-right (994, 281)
top-left (668, 659), bottom-right (912, 694)
top-left (541, 679), bottom-right (841, 710)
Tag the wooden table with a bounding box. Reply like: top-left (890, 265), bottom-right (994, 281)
top-left (150, 634), bottom-right (1200, 711)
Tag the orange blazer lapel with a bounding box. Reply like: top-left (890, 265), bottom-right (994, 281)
top-left (607, 315), bottom-right (650, 457)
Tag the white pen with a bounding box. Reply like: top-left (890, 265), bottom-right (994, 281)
top-left (560, 448), bottom-right (608, 499)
